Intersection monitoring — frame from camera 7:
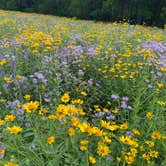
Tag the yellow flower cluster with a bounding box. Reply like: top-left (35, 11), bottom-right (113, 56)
top-left (120, 136), bottom-right (139, 147)
top-left (56, 104), bottom-right (85, 120)
top-left (7, 125), bottom-right (22, 134)
top-left (0, 59), bottom-right (7, 66)
top-left (23, 101), bottom-right (39, 113)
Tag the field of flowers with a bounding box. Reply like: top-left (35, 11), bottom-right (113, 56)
top-left (0, 10), bottom-right (166, 166)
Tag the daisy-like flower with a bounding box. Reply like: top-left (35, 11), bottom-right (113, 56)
top-left (61, 93), bottom-right (70, 103)
top-left (7, 125), bottom-right (22, 134)
top-left (89, 156), bottom-right (96, 164)
top-left (4, 162), bottom-right (19, 166)
top-left (47, 136), bottom-right (55, 144)
top-left (23, 101), bottom-right (39, 113)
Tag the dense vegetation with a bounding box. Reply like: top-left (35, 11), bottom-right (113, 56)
top-left (0, 10), bottom-right (166, 166)
top-left (0, 0), bottom-right (166, 27)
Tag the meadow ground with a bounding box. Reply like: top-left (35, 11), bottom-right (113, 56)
top-left (0, 10), bottom-right (166, 166)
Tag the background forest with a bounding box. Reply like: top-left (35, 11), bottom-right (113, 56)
top-left (0, 0), bottom-right (166, 27)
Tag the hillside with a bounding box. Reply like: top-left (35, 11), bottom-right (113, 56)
top-left (0, 10), bottom-right (166, 166)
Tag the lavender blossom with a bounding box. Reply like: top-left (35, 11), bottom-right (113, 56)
top-left (111, 94), bottom-right (119, 100)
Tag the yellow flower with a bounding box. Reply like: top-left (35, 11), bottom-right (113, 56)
top-left (111, 109), bottom-right (118, 113)
top-left (24, 94), bottom-right (31, 100)
top-left (89, 156), bottom-right (96, 164)
top-left (3, 77), bottom-right (14, 83)
top-left (157, 83), bottom-right (164, 89)
top-left (142, 153), bottom-right (151, 163)
top-left (5, 114), bottom-right (15, 122)
top-left (116, 157), bottom-right (121, 162)
top-left (125, 155), bottom-right (134, 165)
top-left (148, 150), bottom-right (158, 158)
top-left (103, 136), bottom-right (112, 143)
top-left (119, 122), bottom-right (128, 130)
top-left (120, 136), bottom-right (138, 147)
top-left (145, 140), bottom-right (154, 147)
top-left (97, 142), bottom-right (110, 157)
top-left (23, 101), bottom-right (39, 113)
top-left (160, 67), bottom-right (166, 72)
top-left (61, 93), bottom-right (70, 103)
top-left (103, 108), bottom-right (109, 112)
top-left (4, 162), bottom-right (19, 166)
top-left (130, 148), bottom-right (138, 155)
top-left (140, 146), bottom-right (145, 151)
top-left (32, 49), bottom-right (39, 54)
top-left (146, 112), bottom-right (153, 119)
top-left (0, 119), bottom-right (4, 126)
top-left (39, 108), bottom-right (47, 115)
top-left (68, 127), bottom-right (75, 137)
top-left (47, 136), bottom-right (55, 144)
top-left (151, 131), bottom-right (161, 140)
top-left (81, 91), bottom-right (87, 96)
top-left (0, 59), bottom-right (7, 66)
top-left (120, 136), bottom-right (130, 144)
top-left (0, 148), bottom-right (5, 155)
top-left (48, 114), bottom-right (56, 120)
top-left (132, 129), bottom-right (140, 135)
top-left (7, 125), bottom-right (22, 134)
top-left (80, 145), bottom-right (87, 151)
top-left (0, 98), bottom-right (6, 103)
top-left (80, 140), bottom-right (88, 145)
top-left (72, 99), bottom-right (84, 105)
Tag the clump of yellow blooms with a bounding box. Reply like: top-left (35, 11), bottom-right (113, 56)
top-left (3, 77), bottom-right (14, 83)
top-left (56, 104), bottom-right (85, 120)
top-left (120, 136), bottom-right (139, 147)
top-left (23, 101), bottom-right (39, 113)
top-left (4, 162), bottom-right (19, 166)
top-left (7, 125), bottom-right (22, 134)
top-left (80, 139), bottom-right (88, 152)
top-left (72, 99), bottom-right (84, 105)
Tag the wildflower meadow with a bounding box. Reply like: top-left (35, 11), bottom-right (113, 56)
top-left (0, 10), bottom-right (166, 166)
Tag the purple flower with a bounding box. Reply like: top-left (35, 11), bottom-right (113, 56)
top-left (78, 69), bottom-right (84, 76)
top-left (122, 96), bottom-right (129, 101)
top-left (87, 47), bottom-right (97, 56)
top-left (121, 101), bottom-right (127, 109)
top-left (106, 156), bottom-right (113, 161)
top-left (72, 46), bottom-right (83, 55)
top-left (106, 115), bottom-right (115, 120)
top-left (127, 106), bottom-right (132, 110)
top-left (34, 72), bottom-right (44, 80)
top-left (33, 78), bottom-right (38, 83)
top-left (111, 94), bottom-right (119, 100)
top-left (18, 116), bottom-right (24, 121)
top-left (87, 78), bottom-right (93, 85)
top-left (25, 122), bottom-right (31, 127)
top-left (126, 131), bottom-right (134, 138)
top-left (94, 111), bottom-right (105, 117)
top-left (16, 109), bottom-right (24, 115)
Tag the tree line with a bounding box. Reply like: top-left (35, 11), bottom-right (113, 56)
top-left (0, 0), bottom-right (165, 27)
